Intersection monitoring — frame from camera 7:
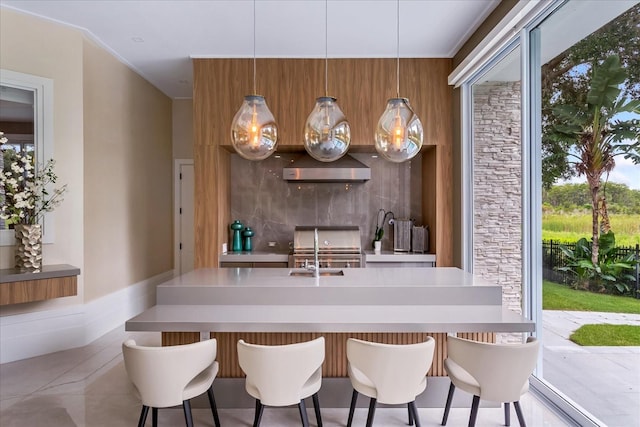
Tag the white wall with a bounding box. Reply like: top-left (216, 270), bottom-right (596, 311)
top-left (0, 8), bottom-right (175, 362)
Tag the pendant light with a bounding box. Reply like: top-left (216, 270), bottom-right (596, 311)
top-left (303, 0), bottom-right (351, 162)
top-left (374, 0), bottom-right (423, 163)
top-left (230, 0), bottom-right (278, 161)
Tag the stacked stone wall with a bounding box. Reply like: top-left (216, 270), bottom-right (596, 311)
top-left (472, 81), bottom-right (522, 343)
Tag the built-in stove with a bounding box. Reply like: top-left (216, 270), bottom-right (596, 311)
top-left (289, 225), bottom-right (363, 269)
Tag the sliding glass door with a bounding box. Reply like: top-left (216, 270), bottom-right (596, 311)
top-left (530, 3), bottom-right (639, 426)
top-left (463, 1), bottom-right (639, 425)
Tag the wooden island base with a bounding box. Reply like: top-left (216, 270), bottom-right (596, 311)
top-left (162, 331), bottom-right (495, 377)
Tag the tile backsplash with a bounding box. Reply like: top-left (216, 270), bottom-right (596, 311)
top-left (229, 152), bottom-right (423, 252)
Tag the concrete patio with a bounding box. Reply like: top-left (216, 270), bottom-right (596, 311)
top-left (543, 310), bottom-right (640, 427)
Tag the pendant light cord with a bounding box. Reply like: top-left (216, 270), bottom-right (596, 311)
top-left (396, 0), bottom-right (400, 98)
top-left (325, 0), bottom-right (328, 96)
top-left (253, 0), bottom-right (257, 94)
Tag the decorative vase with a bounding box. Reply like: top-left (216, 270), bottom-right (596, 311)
top-left (242, 227), bottom-right (254, 252)
top-left (14, 224), bottom-right (42, 272)
top-left (230, 220), bottom-right (244, 252)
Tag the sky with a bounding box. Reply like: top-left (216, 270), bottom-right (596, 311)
top-left (559, 155), bottom-right (640, 190)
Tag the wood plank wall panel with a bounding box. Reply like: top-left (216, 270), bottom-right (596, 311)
top-left (162, 332), bottom-right (200, 346)
top-left (257, 59), bottom-right (324, 146)
top-left (415, 58), bottom-right (454, 267)
top-left (422, 147), bottom-right (437, 256)
top-left (330, 58), bottom-right (396, 145)
top-left (209, 332), bottom-right (444, 378)
top-left (193, 58), bottom-right (453, 266)
top-left (162, 331), bottom-right (495, 378)
top-left (458, 332), bottom-right (496, 343)
top-left (0, 276), bottom-right (77, 305)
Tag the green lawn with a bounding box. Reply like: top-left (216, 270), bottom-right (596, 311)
top-left (570, 324), bottom-right (640, 346)
top-left (543, 280), bottom-right (640, 314)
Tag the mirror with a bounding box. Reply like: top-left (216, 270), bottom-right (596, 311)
top-left (0, 69), bottom-right (54, 245)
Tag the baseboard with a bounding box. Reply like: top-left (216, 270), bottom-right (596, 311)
top-left (0, 269), bottom-right (174, 364)
top-left (83, 270), bottom-right (174, 344)
top-left (0, 305), bottom-right (86, 364)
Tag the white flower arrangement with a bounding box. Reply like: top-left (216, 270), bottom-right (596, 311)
top-left (1, 131), bottom-right (67, 226)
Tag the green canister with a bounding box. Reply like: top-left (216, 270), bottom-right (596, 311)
top-left (242, 227), bottom-right (255, 252)
top-left (230, 220), bottom-right (244, 252)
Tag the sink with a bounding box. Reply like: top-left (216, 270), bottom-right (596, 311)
top-left (289, 269), bottom-right (345, 277)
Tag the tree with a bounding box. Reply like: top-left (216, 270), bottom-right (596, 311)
top-left (552, 55), bottom-right (640, 264)
top-left (543, 182), bottom-right (640, 214)
top-left (541, 4), bottom-right (640, 189)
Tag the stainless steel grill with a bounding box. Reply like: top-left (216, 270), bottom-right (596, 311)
top-left (289, 225), bottom-right (363, 268)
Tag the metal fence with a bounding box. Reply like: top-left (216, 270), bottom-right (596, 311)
top-left (542, 240), bottom-right (640, 298)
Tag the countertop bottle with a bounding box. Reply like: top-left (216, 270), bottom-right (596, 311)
top-left (242, 227), bottom-right (255, 252)
top-left (230, 220), bottom-right (244, 252)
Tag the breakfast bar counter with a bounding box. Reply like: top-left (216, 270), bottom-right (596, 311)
top-left (126, 304), bottom-right (532, 333)
top-left (125, 267), bottom-right (534, 377)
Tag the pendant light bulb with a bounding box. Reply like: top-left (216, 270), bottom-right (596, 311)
top-left (374, 97), bottom-right (423, 163)
top-left (303, 0), bottom-right (351, 162)
top-left (230, 0), bottom-right (278, 160)
top-left (374, 0), bottom-right (423, 162)
top-left (392, 108), bottom-right (404, 147)
top-left (304, 96), bottom-right (351, 162)
top-left (231, 95), bottom-right (278, 161)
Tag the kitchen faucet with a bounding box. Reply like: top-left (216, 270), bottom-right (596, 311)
top-left (313, 227), bottom-right (319, 277)
top-left (302, 227), bottom-right (320, 277)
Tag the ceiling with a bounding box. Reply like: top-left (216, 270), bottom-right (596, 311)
top-left (2, 0), bottom-right (500, 99)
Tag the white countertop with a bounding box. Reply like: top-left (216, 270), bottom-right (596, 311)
top-left (159, 267), bottom-right (487, 289)
top-left (126, 304), bottom-right (534, 333)
top-left (125, 267), bottom-right (534, 333)
top-left (364, 250), bottom-right (436, 262)
top-left (219, 251), bottom-right (289, 262)
top-left (219, 251), bottom-right (437, 263)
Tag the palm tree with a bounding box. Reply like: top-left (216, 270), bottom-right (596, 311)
top-left (552, 55), bottom-right (640, 264)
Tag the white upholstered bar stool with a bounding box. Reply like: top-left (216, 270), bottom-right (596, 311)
top-left (122, 339), bottom-right (221, 427)
top-left (441, 336), bottom-right (540, 427)
top-left (237, 337), bottom-right (325, 427)
top-left (346, 337), bottom-right (436, 427)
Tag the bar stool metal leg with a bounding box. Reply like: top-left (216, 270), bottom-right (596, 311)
top-left (504, 402), bottom-right (511, 426)
top-left (347, 389), bottom-right (358, 427)
top-left (182, 400), bottom-right (194, 427)
top-left (441, 382), bottom-right (455, 425)
top-left (365, 398), bottom-right (377, 427)
top-left (514, 401), bottom-right (526, 427)
top-left (468, 395), bottom-right (480, 427)
top-left (207, 385), bottom-right (221, 427)
top-left (137, 405), bottom-right (149, 427)
top-left (298, 399), bottom-right (309, 427)
top-left (409, 401), bottom-right (421, 427)
top-left (312, 392), bottom-right (323, 427)
top-left (253, 399), bottom-right (264, 427)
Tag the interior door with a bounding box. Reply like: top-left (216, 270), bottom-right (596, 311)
top-left (179, 163), bottom-right (194, 274)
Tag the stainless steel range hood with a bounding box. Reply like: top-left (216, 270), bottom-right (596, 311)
top-left (283, 154), bottom-right (371, 182)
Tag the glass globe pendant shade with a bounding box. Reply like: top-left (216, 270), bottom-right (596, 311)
top-left (304, 96), bottom-right (351, 162)
top-left (374, 97), bottom-right (423, 163)
top-left (230, 95), bottom-right (278, 161)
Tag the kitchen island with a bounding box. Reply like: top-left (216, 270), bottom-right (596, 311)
top-left (126, 267), bottom-right (534, 378)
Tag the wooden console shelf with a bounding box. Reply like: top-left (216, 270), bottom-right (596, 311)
top-left (0, 264), bottom-right (80, 305)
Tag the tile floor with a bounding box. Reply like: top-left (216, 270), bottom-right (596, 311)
top-left (0, 325), bottom-right (572, 427)
top-left (542, 310), bottom-right (640, 426)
